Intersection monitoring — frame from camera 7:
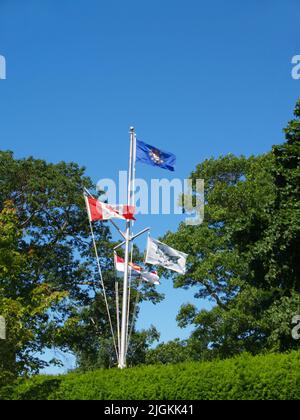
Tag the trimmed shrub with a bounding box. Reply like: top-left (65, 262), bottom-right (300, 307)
top-left (3, 350), bottom-right (300, 400)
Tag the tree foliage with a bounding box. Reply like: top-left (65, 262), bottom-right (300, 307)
top-left (0, 151), bottom-right (162, 375)
top-left (145, 338), bottom-right (208, 365)
top-left (162, 100), bottom-right (300, 358)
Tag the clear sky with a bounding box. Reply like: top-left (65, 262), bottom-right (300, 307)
top-left (0, 0), bottom-right (299, 373)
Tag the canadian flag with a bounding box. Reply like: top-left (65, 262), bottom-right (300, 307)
top-left (114, 253), bottom-right (160, 285)
top-left (84, 196), bottom-right (135, 222)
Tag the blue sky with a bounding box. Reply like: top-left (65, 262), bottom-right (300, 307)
top-left (0, 0), bottom-right (299, 373)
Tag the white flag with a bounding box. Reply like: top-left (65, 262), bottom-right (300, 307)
top-left (145, 237), bottom-right (188, 274)
top-left (141, 270), bottom-right (160, 285)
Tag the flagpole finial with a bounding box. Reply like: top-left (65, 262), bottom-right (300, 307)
top-left (130, 126), bottom-right (135, 132)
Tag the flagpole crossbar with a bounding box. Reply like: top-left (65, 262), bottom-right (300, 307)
top-left (131, 228), bottom-right (150, 242)
top-left (113, 227), bottom-right (150, 248)
top-left (113, 241), bottom-right (126, 251)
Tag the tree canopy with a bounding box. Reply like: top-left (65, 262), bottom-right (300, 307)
top-left (0, 152), bottom-right (162, 375)
top-left (162, 100), bottom-right (300, 357)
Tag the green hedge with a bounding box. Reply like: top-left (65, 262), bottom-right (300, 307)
top-left (2, 351), bottom-right (300, 400)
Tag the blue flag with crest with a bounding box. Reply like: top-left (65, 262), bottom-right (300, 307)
top-left (136, 140), bottom-right (176, 172)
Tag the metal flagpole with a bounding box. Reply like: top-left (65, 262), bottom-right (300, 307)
top-left (88, 218), bottom-right (119, 362)
top-left (115, 279), bottom-right (121, 360)
top-left (119, 126), bottom-right (135, 369)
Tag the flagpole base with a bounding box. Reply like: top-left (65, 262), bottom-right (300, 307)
top-left (118, 363), bottom-right (126, 369)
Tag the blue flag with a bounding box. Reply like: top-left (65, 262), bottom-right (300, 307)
top-left (136, 140), bottom-right (176, 172)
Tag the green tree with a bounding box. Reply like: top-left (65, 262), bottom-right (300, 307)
top-left (268, 99), bottom-right (300, 287)
top-left (164, 153), bottom-right (275, 357)
top-left (251, 99), bottom-right (300, 351)
top-left (162, 100), bottom-right (300, 357)
top-left (145, 338), bottom-right (207, 365)
top-left (77, 325), bottom-right (160, 370)
top-left (0, 202), bottom-right (67, 375)
top-left (0, 151), bottom-right (162, 375)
